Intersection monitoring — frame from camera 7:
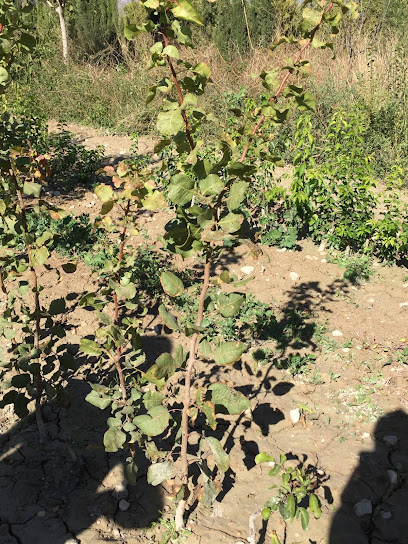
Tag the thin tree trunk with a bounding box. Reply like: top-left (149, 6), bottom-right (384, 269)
top-left (55, 3), bottom-right (68, 61)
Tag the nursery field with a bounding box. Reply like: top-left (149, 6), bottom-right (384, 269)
top-left (2, 1), bottom-right (408, 544)
top-left (1, 126), bottom-right (408, 544)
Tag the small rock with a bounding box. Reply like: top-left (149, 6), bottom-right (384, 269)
top-left (290, 408), bottom-right (300, 424)
top-left (112, 528), bottom-right (121, 538)
top-left (113, 481), bottom-right (128, 500)
top-left (52, 190), bottom-right (61, 197)
top-left (321, 258), bottom-right (327, 263)
top-left (240, 266), bottom-right (254, 275)
top-left (353, 499), bottom-right (372, 517)
top-left (289, 272), bottom-right (300, 282)
top-left (332, 330), bottom-right (343, 337)
top-left (153, 325), bottom-right (161, 334)
top-left (387, 470), bottom-right (398, 485)
top-left (380, 510), bottom-right (392, 520)
top-left (362, 432), bottom-right (370, 439)
top-left (277, 247), bottom-right (287, 253)
top-left (65, 539), bottom-right (79, 544)
top-left (306, 255), bottom-right (313, 260)
top-left (342, 347), bottom-right (349, 353)
top-left (383, 435), bottom-right (398, 447)
top-left (367, 298), bottom-right (375, 303)
top-left (118, 499), bottom-right (130, 512)
top-left (37, 511), bottom-right (46, 518)
top-left (399, 302), bottom-right (408, 308)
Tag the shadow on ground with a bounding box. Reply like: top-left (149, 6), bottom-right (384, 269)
top-left (329, 410), bottom-right (408, 544)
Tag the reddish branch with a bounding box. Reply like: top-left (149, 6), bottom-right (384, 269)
top-left (162, 26), bottom-right (195, 151)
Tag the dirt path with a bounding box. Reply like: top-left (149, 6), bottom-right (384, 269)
top-left (1, 125), bottom-right (408, 544)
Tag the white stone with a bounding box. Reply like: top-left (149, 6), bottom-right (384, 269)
top-left (37, 511), bottom-right (46, 518)
top-left (342, 348), bottom-right (349, 353)
top-left (383, 435), bottom-right (398, 447)
top-left (240, 266), bottom-right (254, 275)
top-left (321, 259), bottom-right (327, 263)
top-left (332, 330), bottom-right (344, 337)
top-left (290, 408), bottom-right (301, 424)
top-left (399, 302), bottom-right (408, 308)
top-left (362, 432), bottom-right (370, 439)
top-left (118, 499), bottom-right (130, 511)
top-left (112, 528), bottom-right (121, 538)
top-left (387, 470), bottom-right (398, 485)
top-left (289, 272), bottom-right (300, 282)
top-left (353, 499), bottom-right (372, 517)
top-left (277, 247), bottom-right (287, 253)
top-left (380, 511), bottom-right (392, 520)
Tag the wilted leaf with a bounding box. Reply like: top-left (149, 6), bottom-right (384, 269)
top-left (94, 184), bottom-right (114, 202)
top-left (23, 181), bottom-right (41, 197)
top-left (205, 437), bottom-right (229, 472)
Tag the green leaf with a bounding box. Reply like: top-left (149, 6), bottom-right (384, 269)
top-left (170, 0), bottom-right (204, 26)
top-left (104, 427), bottom-right (126, 452)
top-left (116, 282), bottom-right (136, 300)
top-left (167, 174), bottom-right (195, 205)
top-left (227, 181), bottom-right (248, 211)
top-left (155, 352), bottom-right (177, 380)
top-left (205, 437), bottom-right (229, 472)
top-left (199, 174), bottom-right (224, 197)
top-left (299, 506), bottom-right (310, 530)
top-left (95, 184), bottom-right (114, 202)
top-left (199, 339), bottom-right (213, 358)
top-left (80, 338), bottom-right (102, 357)
top-left (218, 213), bottom-right (244, 233)
top-left (212, 342), bottom-right (246, 365)
top-left (208, 382), bottom-right (250, 414)
top-left (23, 181), bottom-right (41, 197)
top-left (101, 200), bottom-right (114, 215)
top-left (85, 390), bottom-right (111, 410)
top-left (192, 62), bottom-right (210, 78)
top-left (147, 460), bottom-right (174, 486)
top-left (163, 45), bottom-right (179, 58)
top-left (255, 452), bottom-right (275, 464)
top-left (158, 304), bottom-right (179, 330)
top-left (133, 405), bottom-right (171, 436)
top-left (18, 281), bottom-right (29, 296)
top-left (160, 271), bottom-right (184, 297)
top-left (261, 507), bottom-right (271, 520)
top-left (157, 108), bottom-right (185, 136)
top-left (32, 246), bottom-right (49, 266)
top-left (0, 67), bottom-right (9, 84)
top-left (302, 6), bottom-right (323, 26)
top-left (144, 0), bottom-right (160, 7)
top-left (295, 91), bottom-right (316, 112)
top-left (309, 493), bottom-right (322, 519)
top-left (143, 391), bottom-right (165, 410)
top-left (217, 293), bottom-right (244, 317)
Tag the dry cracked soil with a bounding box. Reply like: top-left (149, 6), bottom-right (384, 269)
top-left (1, 123), bottom-right (408, 544)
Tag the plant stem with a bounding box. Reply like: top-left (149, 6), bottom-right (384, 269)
top-left (16, 187), bottom-right (46, 442)
top-left (162, 27), bottom-right (195, 151)
top-left (176, 248), bottom-right (211, 529)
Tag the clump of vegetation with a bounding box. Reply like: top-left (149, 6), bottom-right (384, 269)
top-left (328, 253), bottom-right (374, 284)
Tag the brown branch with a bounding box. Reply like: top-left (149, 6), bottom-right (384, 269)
top-left (16, 185), bottom-right (46, 441)
top-left (162, 27), bottom-right (195, 151)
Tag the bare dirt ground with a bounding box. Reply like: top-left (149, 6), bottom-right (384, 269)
top-left (1, 125), bottom-right (408, 544)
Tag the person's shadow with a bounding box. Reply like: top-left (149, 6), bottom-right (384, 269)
top-left (329, 409), bottom-right (408, 544)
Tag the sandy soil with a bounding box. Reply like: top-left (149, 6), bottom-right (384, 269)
top-left (1, 125), bottom-right (407, 544)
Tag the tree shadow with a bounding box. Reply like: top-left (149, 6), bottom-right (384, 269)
top-left (329, 410), bottom-right (408, 544)
top-left (0, 347), bottom-right (174, 543)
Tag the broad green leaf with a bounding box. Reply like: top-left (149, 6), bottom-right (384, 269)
top-left (147, 460), bottom-right (174, 486)
top-left (18, 281), bottom-right (29, 296)
top-left (170, 0), bottom-right (204, 26)
top-left (261, 507), bottom-right (271, 520)
top-left (80, 338), bottom-right (102, 356)
top-left (205, 437), bottom-right (229, 472)
top-left (255, 451), bottom-right (275, 464)
top-left (23, 181), bottom-right (41, 197)
top-left (212, 342), bottom-right (246, 365)
top-left (199, 174), bottom-right (224, 197)
top-left (144, 0), bottom-right (159, 8)
top-left (155, 353), bottom-right (177, 380)
top-left (104, 427), bottom-right (126, 452)
top-left (219, 212), bottom-right (243, 233)
top-left (158, 304), bottom-right (179, 330)
top-left (227, 181), bottom-right (248, 211)
top-left (199, 339), bottom-right (212, 358)
top-left (208, 382), bottom-right (250, 414)
top-left (163, 45), bottom-right (179, 58)
top-left (101, 200), bottom-right (114, 215)
top-left (160, 271), bottom-right (184, 297)
top-left (85, 390), bottom-right (111, 410)
top-left (309, 493), bottom-right (322, 519)
top-left (133, 405), bottom-right (171, 436)
top-left (116, 282), bottom-right (136, 300)
top-left (302, 7), bottom-right (323, 26)
top-left (167, 174), bottom-right (195, 205)
top-left (94, 184), bottom-right (114, 202)
top-left (32, 246), bottom-right (49, 266)
top-left (295, 91), bottom-right (316, 112)
top-left (36, 231), bottom-right (53, 247)
top-left (299, 506), bottom-right (310, 530)
top-left (192, 62), bottom-right (210, 78)
top-left (157, 108), bottom-right (185, 136)
top-left (217, 293), bottom-right (244, 317)
top-left (0, 67), bottom-right (9, 84)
